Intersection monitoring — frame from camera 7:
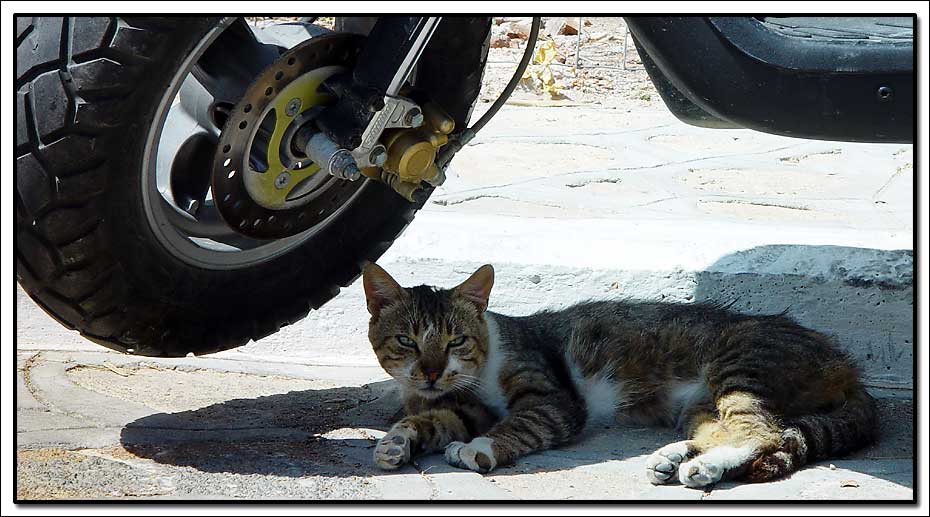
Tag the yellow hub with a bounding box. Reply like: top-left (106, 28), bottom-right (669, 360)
top-left (243, 71), bottom-right (455, 208)
top-left (243, 65), bottom-right (344, 210)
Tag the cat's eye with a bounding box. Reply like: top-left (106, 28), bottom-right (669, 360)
top-left (395, 335), bottom-right (418, 349)
top-left (446, 336), bottom-right (467, 348)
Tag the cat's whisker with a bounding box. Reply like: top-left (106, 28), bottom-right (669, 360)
top-left (453, 375), bottom-right (483, 390)
top-left (449, 378), bottom-right (475, 391)
top-left (449, 378), bottom-right (482, 398)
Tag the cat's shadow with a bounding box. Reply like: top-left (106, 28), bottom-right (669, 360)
top-left (119, 378), bottom-right (677, 480)
top-left (121, 380), bottom-right (402, 478)
top-left (119, 378), bottom-right (911, 490)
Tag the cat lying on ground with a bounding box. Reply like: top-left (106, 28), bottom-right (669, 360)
top-left (362, 263), bottom-right (876, 487)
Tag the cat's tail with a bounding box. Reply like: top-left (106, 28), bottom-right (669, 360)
top-left (744, 385), bottom-right (878, 482)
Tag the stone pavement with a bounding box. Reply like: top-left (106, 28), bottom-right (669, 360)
top-left (15, 347), bottom-right (913, 501)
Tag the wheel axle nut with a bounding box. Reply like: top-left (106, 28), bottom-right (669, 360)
top-left (344, 166), bottom-right (361, 181)
top-left (304, 132), bottom-right (363, 181)
top-left (332, 153), bottom-right (362, 181)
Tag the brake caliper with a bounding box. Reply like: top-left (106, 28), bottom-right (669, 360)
top-left (360, 100), bottom-right (455, 201)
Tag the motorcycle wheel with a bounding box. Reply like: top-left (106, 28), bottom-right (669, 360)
top-left (15, 16), bottom-right (490, 356)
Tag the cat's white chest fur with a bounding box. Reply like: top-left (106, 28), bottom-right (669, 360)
top-left (478, 314), bottom-right (509, 417)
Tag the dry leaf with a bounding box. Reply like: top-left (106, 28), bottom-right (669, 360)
top-left (840, 479), bottom-right (860, 488)
top-left (521, 40), bottom-right (564, 98)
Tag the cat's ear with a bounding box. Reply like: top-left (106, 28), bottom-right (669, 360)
top-left (362, 262), bottom-right (406, 317)
top-left (455, 264), bottom-right (495, 312)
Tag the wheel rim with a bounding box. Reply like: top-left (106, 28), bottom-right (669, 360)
top-left (141, 18), bottom-right (369, 270)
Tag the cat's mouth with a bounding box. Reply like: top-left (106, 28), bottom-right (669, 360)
top-left (417, 386), bottom-right (445, 398)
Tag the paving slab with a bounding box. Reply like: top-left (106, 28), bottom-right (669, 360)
top-left (702, 460), bottom-right (913, 501)
top-left (14, 352), bottom-right (914, 501)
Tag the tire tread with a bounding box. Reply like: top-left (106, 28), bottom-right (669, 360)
top-left (16, 16), bottom-right (490, 356)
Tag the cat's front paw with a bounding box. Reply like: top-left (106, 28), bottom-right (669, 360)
top-left (373, 429), bottom-right (413, 470)
top-left (444, 437), bottom-right (497, 474)
top-left (645, 440), bottom-right (695, 485)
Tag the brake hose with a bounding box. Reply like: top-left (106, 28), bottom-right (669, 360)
top-left (436, 17), bottom-right (541, 169)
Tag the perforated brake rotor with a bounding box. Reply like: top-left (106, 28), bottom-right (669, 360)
top-left (212, 33), bottom-right (365, 239)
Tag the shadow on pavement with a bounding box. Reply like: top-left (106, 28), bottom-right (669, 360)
top-left (119, 378), bottom-right (912, 490)
top-left (121, 244), bottom-right (913, 492)
top-left (121, 380), bottom-right (400, 478)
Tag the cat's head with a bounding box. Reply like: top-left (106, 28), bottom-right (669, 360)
top-left (362, 263), bottom-right (494, 399)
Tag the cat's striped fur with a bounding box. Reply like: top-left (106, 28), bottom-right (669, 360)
top-left (363, 263), bottom-right (877, 487)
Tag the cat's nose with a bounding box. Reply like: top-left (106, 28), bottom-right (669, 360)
top-left (420, 364), bottom-right (443, 385)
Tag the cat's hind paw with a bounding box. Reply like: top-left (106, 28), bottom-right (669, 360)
top-left (444, 437), bottom-right (497, 474)
top-left (678, 443), bottom-right (759, 488)
top-left (678, 457), bottom-right (723, 488)
top-left (645, 440), bottom-right (695, 485)
top-left (373, 430), bottom-right (413, 470)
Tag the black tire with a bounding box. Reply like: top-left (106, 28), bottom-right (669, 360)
top-left (15, 16), bottom-right (491, 357)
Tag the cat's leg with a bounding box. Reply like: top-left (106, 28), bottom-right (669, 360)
top-left (677, 391), bottom-right (782, 488)
top-left (645, 440), bottom-right (698, 484)
top-left (646, 408), bottom-right (718, 485)
top-left (444, 397), bottom-right (584, 473)
top-left (374, 408), bottom-right (474, 470)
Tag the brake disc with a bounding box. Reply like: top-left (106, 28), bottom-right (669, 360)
top-left (211, 33), bottom-right (365, 239)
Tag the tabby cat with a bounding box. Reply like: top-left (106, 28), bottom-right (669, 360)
top-left (362, 263), bottom-right (876, 487)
